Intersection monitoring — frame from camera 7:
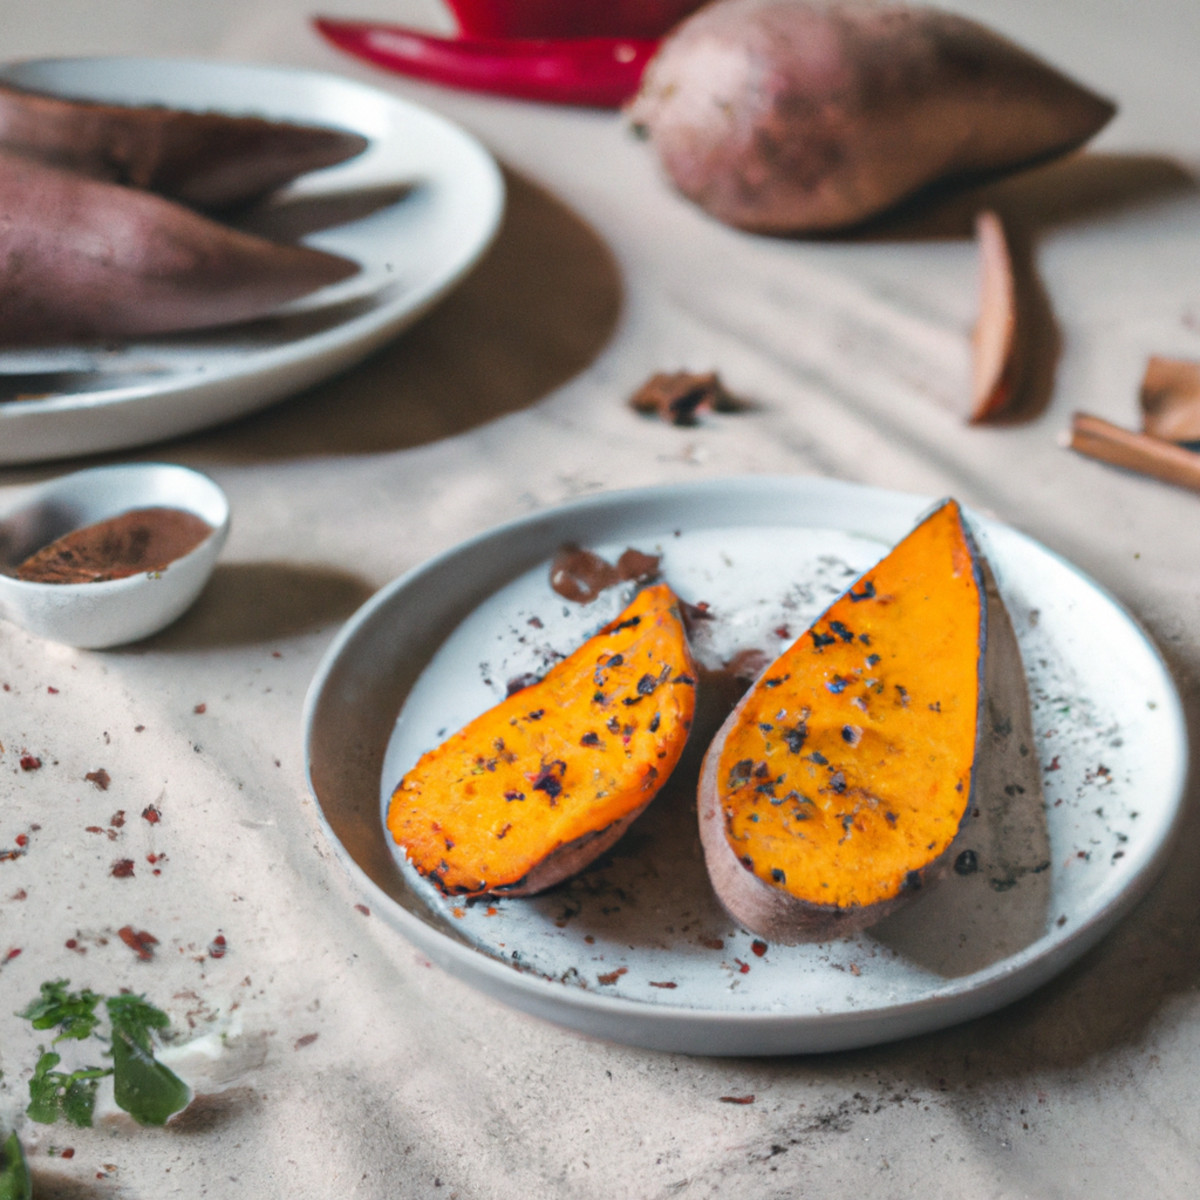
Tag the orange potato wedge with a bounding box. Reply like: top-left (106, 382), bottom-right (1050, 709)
top-left (388, 582), bottom-right (698, 898)
top-left (698, 499), bottom-right (1030, 942)
top-left (0, 79), bottom-right (368, 211)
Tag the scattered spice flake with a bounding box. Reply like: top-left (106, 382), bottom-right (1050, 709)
top-left (142, 804), bottom-right (162, 824)
top-left (11, 888), bottom-right (27, 900)
top-left (734, 958), bottom-right (750, 974)
top-left (65, 937), bottom-right (85, 953)
top-left (719, 1094), bottom-right (755, 1105)
top-left (59, 1148), bottom-right (75, 1160)
top-left (1140, 356), bottom-right (1200, 441)
top-left (19, 754), bottom-right (42, 771)
top-left (628, 370), bottom-right (744, 426)
top-left (110, 858), bottom-right (135, 878)
top-left (208, 933), bottom-right (228, 959)
top-left (194, 703), bottom-right (207, 714)
top-left (47, 686), bottom-right (59, 694)
top-left (110, 810), bottom-right (126, 829)
top-left (548, 543), bottom-right (661, 604)
top-left (295, 1033), bottom-right (319, 1049)
top-left (118, 925), bottom-right (158, 960)
top-left (85, 768), bottom-right (111, 790)
top-left (700, 936), bottom-right (724, 950)
top-left (649, 980), bottom-right (678, 989)
top-left (4, 946), bottom-right (21, 963)
top-left (751, 939), bottom-right (768, 957)
top-left (597, 967), bottom-right (628, 986)
top-left (354, 903), bottom-right (370, 916)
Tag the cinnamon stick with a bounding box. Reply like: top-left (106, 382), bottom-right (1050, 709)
top-left (1065, 411), bottom-right (1200, 492)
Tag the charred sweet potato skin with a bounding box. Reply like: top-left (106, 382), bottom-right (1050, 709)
top-left (0, 80), bottom-right (368, 211)
top-left (388, 583), bottom-right (697, 898)
top-left (698, 500), bottom-right (985, 940)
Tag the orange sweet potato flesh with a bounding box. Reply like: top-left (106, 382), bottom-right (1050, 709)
top-left (388, 583), bottom-right (698, 898)
top-left (0, 80), bottom-right (368, 212)
top-left (0, 149), bottom-right (357, 346)
top-left (698, 499), bottom-right (987, 942)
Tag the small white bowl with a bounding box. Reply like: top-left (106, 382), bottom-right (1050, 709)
top-left (0, 462), bottom-right (230, 648)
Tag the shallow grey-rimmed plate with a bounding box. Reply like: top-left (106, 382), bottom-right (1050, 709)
top-left (0, 56), bottom-right (504, 464)
top-left (302, 477), bottom-right (1187, 1056)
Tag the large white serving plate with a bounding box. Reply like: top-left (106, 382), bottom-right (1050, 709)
top-left (303, 477), bottom-right (1188, 1056)
top-left (0, 57), bottom-right (504, 464)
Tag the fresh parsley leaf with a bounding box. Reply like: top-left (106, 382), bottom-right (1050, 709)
top-left (106, 995), bottom-right (190, 1126)
top-left (19, 980), bottom-right (103, 1043)
top-left (26, 1050), bottom-right (110, 1128)
top-left (18, 984), bottom-right (191, 1130)
top-left (0, 1130), bottom-right (32, 1200)
top-left (109, 1028), bottom-right (191, 1127)
top-left (105, 993), bottom-right (170, 1048)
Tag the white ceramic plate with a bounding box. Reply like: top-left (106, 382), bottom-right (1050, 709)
top-left (0, 57), bottom-right (505, 464)
top-left (303, 477), bottom-right (1188, 1055)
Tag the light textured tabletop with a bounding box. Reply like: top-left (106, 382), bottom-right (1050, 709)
top-left (3, 2), bottom-right (1200, 1196)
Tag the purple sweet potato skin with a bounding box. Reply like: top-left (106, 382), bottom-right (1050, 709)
top-left (629, 0), bottom-right (1116, 233)
top-left (0, 149), bottom-right (356, 346)
top-left (0, 80), bottom-right (368, 211)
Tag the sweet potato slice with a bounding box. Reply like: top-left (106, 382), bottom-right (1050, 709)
top-left (388, 583), bottom-right (697, 898)
top-left (698, 499), bottom-right (1025, 943)
top-left (0, 79), bottom-right (368, 211)
top-left (0, 149), bottom-right (357, 346)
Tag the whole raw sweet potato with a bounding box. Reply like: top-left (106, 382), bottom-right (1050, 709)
top-left (0, 80), bottom-right (368, 211)
top-left (628, 0), bottom-right (1116, 233)
top-left (0, 149), bottom-right (357, 346)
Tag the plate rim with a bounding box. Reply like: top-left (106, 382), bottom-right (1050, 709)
top-left (0, 54), bottom-right (505, 461)
top-left (302, 475), bottom-right (1190, 1055)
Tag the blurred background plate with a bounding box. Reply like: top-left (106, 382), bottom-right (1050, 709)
top-left (0, 56), bottom-right (504, 464)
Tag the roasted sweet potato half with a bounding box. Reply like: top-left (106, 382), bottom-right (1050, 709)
top-left (388, 583), bottom-right (698, 898)
top-left (629, 0), bottom-right (1116, 233)
top-left (698, 499), bottom-right (1029, 943)
top-left (0, 79), bottom-right (368, 211)
top-left (0, 149), bottom-right (357, 346)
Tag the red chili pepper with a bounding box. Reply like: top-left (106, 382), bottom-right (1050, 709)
top-left (313, 18), bottom-right (658, 108)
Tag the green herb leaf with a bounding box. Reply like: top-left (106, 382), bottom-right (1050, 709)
top-left (0, 1130), bottom-right (32, 1200)
top-left (25, 1050), bottom-right (110, 1128)
top-left (109, 1027), bottom-right (190, 1127)
top-left (20, 980), bottom-right (104, 1043)
top-left (26, 1051), bottom-right (65, 1125)
top-left (106, 993), bottom-right (170, 1051)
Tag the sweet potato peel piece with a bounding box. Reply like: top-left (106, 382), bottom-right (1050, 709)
top-left (698, 499), bottom-right (1025, 943)
top-left (1139, 356), bottom-right (1200, 442)
top-left (971, 210), bottom-right (1021, 422)
top-left (0, 79), bottom-right (368, 211)
top-left (388, 583), bottom-right (697, 898)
